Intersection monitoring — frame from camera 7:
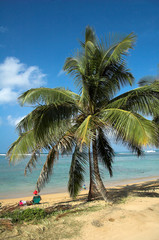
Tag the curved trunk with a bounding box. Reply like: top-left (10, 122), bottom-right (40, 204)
top-left (92, 138), bottom-right (108, 202)
top-left (88, 144), bottom-right (97, 201)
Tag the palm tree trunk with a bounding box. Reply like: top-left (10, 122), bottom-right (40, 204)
top-left (88, 144), bottom-right (97, 201)
top-left (92, 138), bottom-right (108, 202)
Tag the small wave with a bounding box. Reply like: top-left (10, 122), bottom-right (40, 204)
top-left (117, 152), bottom-right (135, 155)
top-left (144, 150), bottom-right (156, 153)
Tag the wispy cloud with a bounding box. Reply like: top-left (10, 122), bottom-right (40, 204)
top-left (0, 57), bottom-right (46, 104)
top-left (7, 115), bottom-right (25, 126)
top-left (57, 69), bottom-right (65, 77)
top-left (0, 26), bottom-right (8, 33)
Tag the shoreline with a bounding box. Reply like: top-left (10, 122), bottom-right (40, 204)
top-left (1, 152), bottom-right (159, 200)
top-left (1, 176), bottom-right (159, 206)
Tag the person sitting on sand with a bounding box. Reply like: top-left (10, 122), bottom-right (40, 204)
top-left (19, 190), bottom-right (42, 206)
top-left (18, 200), bottom-right (27, 206)
top-left (27, 190), bottom-right (42, 205)
top-left (31, 190), bottom-right (42, 204)
top-left (82, 184), bottom-right (86, 190)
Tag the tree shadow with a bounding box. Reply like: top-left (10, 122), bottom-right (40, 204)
top-left (107, 179), bottom-right (159, 203)
top-left (44, 179), bottom-right (159, 213)
top-left (1, 179), bottom-right (159, 216)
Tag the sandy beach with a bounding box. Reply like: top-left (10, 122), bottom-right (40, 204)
top-left (1, 178), bottom-right (159, 240)
top-left (1, 175), bottom-right (159, 203)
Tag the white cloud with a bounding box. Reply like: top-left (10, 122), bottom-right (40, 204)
top-left (0, 57), bottom-right (46, 89)
top-left (7, 115), bottom-right (26, 126)
top-left (0, 88), bottom-right (18, 104)
top-left (0, 57), bottom-right (46, 104)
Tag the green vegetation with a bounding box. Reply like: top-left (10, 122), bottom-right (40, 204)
top-left (0, 208), bottom-right (47, 223)
top-left (0, 204), bottom-right (103, 224)
top-left (7, 26), bottom-right (159, 202)
top-left (0, 209), bottom-right (84, 239)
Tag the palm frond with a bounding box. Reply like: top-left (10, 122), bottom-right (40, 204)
top-left (76, 115), bottom-right (94, 146)
top-left (79, 26), bottom-right (97, 54)
top-left (18, 87), bottom-right (80, 106)
top-left (24, 149), bottom-right (41, 175)
top-left (16, 112), bottom-right (34, 133)
top-left (127, 143), bottom-right (144, 157)
top-left (107, 84), bottom-right (159, 116)
top-left (68, 145), bottom-right (88, 198)
top-left (34, 104), bottom-right (77, 142)
top-left (101, 32), bottom-right (136, 68)
top-left (63, 55), bottom-right (86, 91)
top-left (97, 128), bottom-right (114, 177)
top-left (57, 133), bottom-right (75, 155)
top-left (85, 26), bottom-right (96, 44)
top-left (94, 63), bottom-right (134, 104)
top-left (100, 108), bottom-right (158, 147)
top-left (36, 148), bottom-right (58, 192)
top-left (17, 103), bottom-right (78, 144)
top-left (138, 76), bottom-right (159, 86)
top-left (7, 130), bottom-right (37, 163)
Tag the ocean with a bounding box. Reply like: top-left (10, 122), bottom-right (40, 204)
top-left (0, 151), bottom-right (159, 199)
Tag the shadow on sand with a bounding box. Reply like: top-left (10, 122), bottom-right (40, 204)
top-left (44, 179), bottom-right (159, 214)
top-left (1, 179), bottom-right (159, 216)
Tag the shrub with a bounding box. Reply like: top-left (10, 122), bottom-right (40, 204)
top-left (0, 208), bottom-right (47, 223)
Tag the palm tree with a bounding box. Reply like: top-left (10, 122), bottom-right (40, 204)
top-left (138, 65), bottom-right (159, 127)
top-left (7, 26), bottom-right (159, 202)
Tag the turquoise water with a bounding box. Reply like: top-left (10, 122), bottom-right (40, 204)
top-left (0, 152), bottom-right (159, 199)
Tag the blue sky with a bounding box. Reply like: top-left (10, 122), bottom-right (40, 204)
top-left (0, 0), bottom-right (159, 153)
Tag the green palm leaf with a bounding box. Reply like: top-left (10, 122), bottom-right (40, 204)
top-left (36, 148), bottom-right (58, 192)
top-left (97, 128), bottom-right (114, 177)
top-left (76, 115), bottom-right (94, 146)
top-left (17, 103), bottom-right (78, 144)
top-left (24, 149), bottom-right (41, 175)
top-left (138, 76), bottom-right (159, 86)
top-left (94, 63), bottom-right (134, 105)
top-left (126, 143), bottom-right (144, 157)
top-left (107, 84), bottom-right (159, 116)
top-left (18, 87), bottom-right (80, 106)
top-left (101, 108), bottom-right (158, 146)
top-left (35, 130), bottom-right (76, 191)
top-left (7, 130), bottom-right (37, 162)
top-left (100, 32), bottom-right (136, 68)
top-left (68, 145), bottom-right (88, 198)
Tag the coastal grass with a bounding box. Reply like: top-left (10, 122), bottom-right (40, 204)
top-left (0, 204), bottom-right (103, 239)
top-left (0, 208), bottom-right (47, 223)
top-left (0, 202), bottom-right (104, 224)
top-left (0, 200), bottom-right (128, 239)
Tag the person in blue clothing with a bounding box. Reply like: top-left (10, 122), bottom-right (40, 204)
top-left (31, 190), bottom-right (42, 204)
top-left (18, 190), bottom-right (42, 206)
top-left (25, 190), bottom-right (42, 205)
top-left (82, 184), bottom-right (86, 190)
